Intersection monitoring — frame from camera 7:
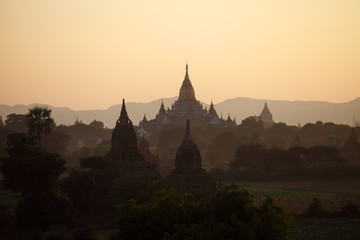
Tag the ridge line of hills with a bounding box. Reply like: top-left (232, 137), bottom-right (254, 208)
top-left (1, 97), bottom-right (359, 128)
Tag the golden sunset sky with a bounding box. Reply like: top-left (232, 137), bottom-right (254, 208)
top-left (1, 0), bottom-right (360, 110)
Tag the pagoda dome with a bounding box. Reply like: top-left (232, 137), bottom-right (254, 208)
top-left (178, 64), bottom-right (196, 101)
top-left (175, 120), bottom-right (201, 171)
top-left (109, 99), bottom-right (139, 160)
top-left (260, 102), bottom-right (274, 123)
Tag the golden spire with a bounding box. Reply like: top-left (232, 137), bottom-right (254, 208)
top-left (178, 63), bottom-right (196, 101)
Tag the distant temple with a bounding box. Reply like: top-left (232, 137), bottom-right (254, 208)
top-left (324, 126), bottom-right (341, 148)
top-left (138, 134), bottom-right (160, 169)
top-left (106, 99), bottom-right (159, 174)
top-left (139, 64), bottom-right (236, 133)
top-left (260, 102), bottom-right (274, 127)
top-left (74, 117), bottom-right (83, 125)
top-left (167, 120), bottom-right (216, 200)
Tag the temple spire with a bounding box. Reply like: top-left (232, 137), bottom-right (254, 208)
top-left (208, 99), bottom-right (217, 116)
top-left (178, 63), bottom-right (196, 101)
top-left (184, 63), bottom-right (190, 82)
top-left (119, 99), bottom-right (130, 124)
top-left (159, 99), bottom-right (166, 115)
top-left (260, 102), bottom-right (274, 127)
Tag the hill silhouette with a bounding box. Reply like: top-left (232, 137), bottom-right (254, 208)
top-left (1, 97), bottom-right (359, 128)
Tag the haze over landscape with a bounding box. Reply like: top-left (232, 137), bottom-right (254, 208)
top-left (1, 97), bottom-right (360, 128)
top-left (1, 0), bottom-right (360, 110)
top-left (2, 1), bottom-right (360, 239)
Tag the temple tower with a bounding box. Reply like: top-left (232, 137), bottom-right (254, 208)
top-left (175, 120), bottom-right (202, 170)
top-left (208, 100), bottom-right (217, 116)
top-left (260, 102), bottom-right (274, 127)
top-left (178, 64), bottom-right (196, 101)
top-left (158, 100), bottom-right (167, 116)
top-left (139, 64), bottom-right (232, 132)
top-left (107, 99), bottom-right (144, 165)
top-left (168, 120), bottom-right (216, 200)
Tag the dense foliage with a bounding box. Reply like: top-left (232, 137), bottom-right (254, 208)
top-left (118, 184), bottom-right (293, 240)
top-left (228, 144), bottom-right (355, 181)
top-left (0, 134), bottom-right (73, 230)
top-left (61, 156), bottom-right (165, 228)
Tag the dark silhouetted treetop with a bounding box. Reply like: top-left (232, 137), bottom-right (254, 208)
top-left (26, 106), bottom-right (55, 147)
top-left (239, 116), bottom-right (264, 132)
top-left (117, 184), bottom-right (292, 240)
top-left (4, 113), bottom-right (27, 133)
top-left (89, 120), bottom-right (104, 129)
top-left (0, 133), bottom-right (65, 195)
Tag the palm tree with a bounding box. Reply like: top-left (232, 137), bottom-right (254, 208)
top-left (26, 106), bottom-right (55, 147)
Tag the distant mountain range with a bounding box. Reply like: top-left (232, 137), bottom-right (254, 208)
top-left (1, 97), bottom-right (359, 128)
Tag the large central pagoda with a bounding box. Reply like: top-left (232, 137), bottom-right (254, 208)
top-left (139, 64), bottom-right (236, 133)
top-left (178, 64), bottom-right (196, 101)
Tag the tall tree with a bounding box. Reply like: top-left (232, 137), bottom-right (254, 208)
top-left (0, 134), bottom-right (72, 230)
top-left (26, 106), bottom-right (54, 147)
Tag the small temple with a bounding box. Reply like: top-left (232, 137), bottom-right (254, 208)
top-left (106, 99), bottom-right (159, 175)
top-left (138, 134), bottom-right (160, 168)
top-left (260, 102), bottom-right (274, 127)
top-left (324, 126), bottom-right (341, 148)
top-left (139, 64), bottom-right (236, 133)
top-left (74, 117), bottom-right (83, 125)
top-left (167, 120), bottom-right (216, 200)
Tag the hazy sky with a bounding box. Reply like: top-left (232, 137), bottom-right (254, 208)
top-left (1, 0), bottom-right (360, 110)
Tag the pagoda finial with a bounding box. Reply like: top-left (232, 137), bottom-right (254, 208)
top-left (159, 99), bottom-right (166, 115)
top-left (119, 98), bottom-right (130, 124)
top-left (121, 99), bottom-right (126, 112)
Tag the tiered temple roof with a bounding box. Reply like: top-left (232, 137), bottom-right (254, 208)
top-left (139, 64), bottom-right (236, 133)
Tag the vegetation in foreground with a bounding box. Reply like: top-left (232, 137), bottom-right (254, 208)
top-left (1, 107), bottom-right (360, 239)
top-left (118, 184), bottom-right (293, 240)
top-left (291, 218), bottom-right (360, 240)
